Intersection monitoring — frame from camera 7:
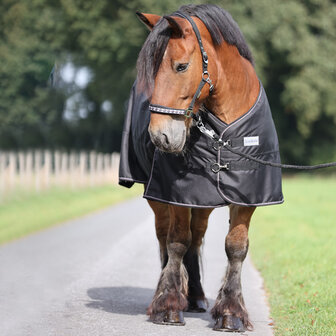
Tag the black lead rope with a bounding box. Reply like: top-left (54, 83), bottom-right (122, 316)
top-left (195, 116), bottom-right (336, 171)
top-left (224, 145), bottom-right (336, 170)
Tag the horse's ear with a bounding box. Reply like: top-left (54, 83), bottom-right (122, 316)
top-left (136, 12), bottom-right (161, 30)
top-left (163, 16), bottom-right (184, 38)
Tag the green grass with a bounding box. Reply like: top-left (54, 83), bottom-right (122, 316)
top-left (249, 176), bottom-right (336, 336)
top-left (0, 184), bottom-right (142, 245)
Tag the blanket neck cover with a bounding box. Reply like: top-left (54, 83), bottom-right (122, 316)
top-left (119, 81), bottom-right (284, 208)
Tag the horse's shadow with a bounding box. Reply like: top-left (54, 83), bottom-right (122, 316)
top-left (86, 286), bottom-right (215, 324)
top-left (86, 286), bottom-right (150, 315)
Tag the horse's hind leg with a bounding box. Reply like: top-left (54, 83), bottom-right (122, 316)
top-left (184, 208), bottom-right (213, 312)
top-left (211, 205), bottom-right (255, 332)
top-left (147, 203), bottom-right (191, 325)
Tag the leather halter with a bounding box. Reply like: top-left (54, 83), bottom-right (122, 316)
top-left (148, 12), bottom-right (213, 120)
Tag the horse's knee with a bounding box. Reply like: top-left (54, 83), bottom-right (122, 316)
top-left (167, 241), bottom-right (190, 261)
top-left (225, 224), bottom-right (249, 258)
top-left (225, 234), bottom-right (249, 262)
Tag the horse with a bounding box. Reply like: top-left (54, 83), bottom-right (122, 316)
top-left (120, 4), bottom-right (283, 332)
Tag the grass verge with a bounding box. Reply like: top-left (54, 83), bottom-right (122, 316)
top-left (249, 176), bottom-right (336, 336)
top-left (0, 184), bottom-right (143, 245)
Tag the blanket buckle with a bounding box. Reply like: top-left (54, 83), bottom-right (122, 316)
top-left (211, 162), bottom-right (230, 173)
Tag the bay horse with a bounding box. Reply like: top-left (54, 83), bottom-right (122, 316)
top-left (134, 4), bottom-right (267, 332)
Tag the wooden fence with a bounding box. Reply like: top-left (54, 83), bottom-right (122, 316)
top-left (0, 150), bottom-right (120, 199)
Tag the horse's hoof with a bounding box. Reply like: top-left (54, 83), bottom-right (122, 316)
top-left (151, 310), bottom-right (185, 326)
top-left (187, 299), bottom-right (207, 312)
top-left (213, 315), bottom-right (245, 332)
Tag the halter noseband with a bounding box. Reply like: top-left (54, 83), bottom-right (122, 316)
top-left (148, 12), bottom-right (213, 120)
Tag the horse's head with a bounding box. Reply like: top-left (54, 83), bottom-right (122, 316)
top-left (136, 13), bottom-right (214, 153)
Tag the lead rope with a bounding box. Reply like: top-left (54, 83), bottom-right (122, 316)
top-left (225, 145), bottom-right (336, 170)
top-left (195, 116), bottom-right (336, 171)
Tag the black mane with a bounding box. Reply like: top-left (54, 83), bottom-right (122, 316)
top-left (137, 4), bottom-right (254, 93)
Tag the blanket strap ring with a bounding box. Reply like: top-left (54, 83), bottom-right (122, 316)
top-left (211, 162), bottom-right (229, 173)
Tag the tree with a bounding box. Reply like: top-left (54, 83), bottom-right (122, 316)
top-left (0, 0), bottom-right (335, 165)
top-left (222, 0), bottom-right (336, 164)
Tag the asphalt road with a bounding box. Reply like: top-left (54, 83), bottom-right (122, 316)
top-left (0, 197), bottom-right (273, 336)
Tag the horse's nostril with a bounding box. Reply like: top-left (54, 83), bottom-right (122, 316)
top-left (162, 133), bottom-right (169, 145)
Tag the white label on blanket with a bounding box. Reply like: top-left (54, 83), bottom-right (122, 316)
top-left (244, 136), bottom-right (259, 146)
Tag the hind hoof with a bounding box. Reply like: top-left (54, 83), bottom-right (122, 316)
top-left (213, 315), bottom-right (245, 332)
top-left (151, 310), bottom-right (185, 326)
top-left (187, 299), bottom-right (207, 312)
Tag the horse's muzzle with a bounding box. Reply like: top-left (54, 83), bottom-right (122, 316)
top-left (149, 126), bottom-right (186, 153)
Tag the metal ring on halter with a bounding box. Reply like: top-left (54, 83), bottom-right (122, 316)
top-left (184, 108), bottom-right (194, 118)
top-left (202, 71), bottom-right (210, 80)
top-left (202, 71), bottom-right (214, 93)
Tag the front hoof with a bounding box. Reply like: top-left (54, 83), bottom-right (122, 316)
top-left (213, 315), bottom-right (245, 332)
top-left (187, 299), bottom-right (207, 313)
top-left (151, 310), bottom-right (185, 326)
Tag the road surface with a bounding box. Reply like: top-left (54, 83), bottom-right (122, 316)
top-left (0, 197), bottom-right (273, 335)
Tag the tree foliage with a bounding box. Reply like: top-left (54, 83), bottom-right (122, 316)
top-left (0, 0), bottom-right (335, 164)
top-left (224, 0), bottom-right (336, 164)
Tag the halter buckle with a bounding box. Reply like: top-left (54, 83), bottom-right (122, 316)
top-left (202, 51), bottom-right (208, 64)
top-left (184, 107), bottom-right (193, 118)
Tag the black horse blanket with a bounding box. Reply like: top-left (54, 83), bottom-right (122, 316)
top-left (119, 81), bottom-right (284, 208)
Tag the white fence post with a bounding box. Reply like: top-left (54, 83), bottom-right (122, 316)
top-left (26, 151), bottom-right (33, 191)
top-left (44, 150), bottom-right (52, 190)
top-left (79, 151), bottom-right (86, 187)
top-left (0, 150), bottom-right (120, 200)
top-left (0, 151), bottom-right (6, 200)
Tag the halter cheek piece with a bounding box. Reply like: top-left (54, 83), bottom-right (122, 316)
top-left (148, 12), bottom-right (213, 121)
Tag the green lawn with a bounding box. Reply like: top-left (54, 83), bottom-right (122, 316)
top-left (250, 176), bottom-right (336, 336)
top-left (0, 184), bottom-right (142, 245)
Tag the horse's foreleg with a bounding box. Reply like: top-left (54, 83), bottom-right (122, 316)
top-left (211, 205), bottom-right (255, 332)
top-left (148, 204), bottom-right (191, 325)
top-left (184, 208), bottom-right (213, 312)
top-left (148, 200), bottom-right (169, 268)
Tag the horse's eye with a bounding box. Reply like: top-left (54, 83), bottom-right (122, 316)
top-left (176, 63), bottom-right (189, 72)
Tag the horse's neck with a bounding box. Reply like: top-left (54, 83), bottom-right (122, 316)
top-left (205, 44), bottom-right (259, 124)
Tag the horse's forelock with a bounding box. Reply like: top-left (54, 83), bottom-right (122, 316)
top-left (136, 18), bottom-right (171, 95)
